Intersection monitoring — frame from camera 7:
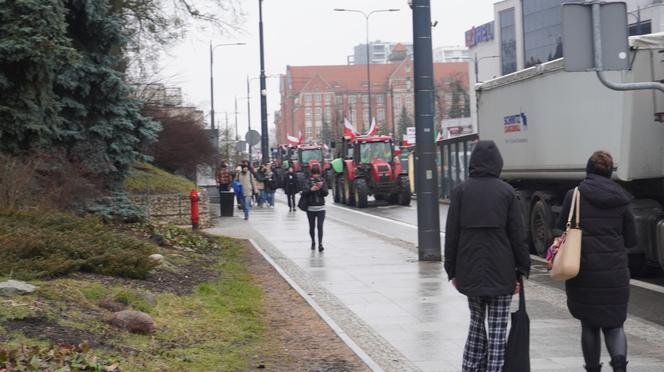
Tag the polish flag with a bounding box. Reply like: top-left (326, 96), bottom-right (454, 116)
top-left (343, 118), bottom-right (357, 139)
top-left (366, 118), bottom-right (378, 137)
top-left (298, 131), bottom-right (304, 144)
top-left (287, 134), bottom-right (301, 145)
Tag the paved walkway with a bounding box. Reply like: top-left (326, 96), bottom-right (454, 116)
top-left (206, 195), bottom-right (664, 372)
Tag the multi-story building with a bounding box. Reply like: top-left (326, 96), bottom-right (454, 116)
top-left (433, 46), bottom-right (470, 62)
top-left (276, 54), bottom-right (469, 144)
top-left (348, 41), bottom-right (414, 65)
top-left (465, 0), bottom-right (663, 129)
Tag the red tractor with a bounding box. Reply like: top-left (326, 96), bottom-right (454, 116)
top-left (292, 145), bottom-right (331, 190)
top-left (332, 136), bottom-right (411, 208)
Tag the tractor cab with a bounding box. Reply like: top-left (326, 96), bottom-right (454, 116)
top-left (298, 145), bottom-right (324, 174)
top-left (351, 136), bottom-right (400, 187)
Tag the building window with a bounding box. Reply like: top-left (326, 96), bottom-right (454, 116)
top-left (305, 126), bottom-right (313, 139)
top-left (362, 95), bottom-right (369, 104)
top-left (336, 96), bottom-right (343, 106)
top-left (523, 0), bottom-right (564, 68)
top-left (314, 94), bottom-right (322, 104)
top-left (363, 110), bottom-right (369, 125)
top-left (629, 20), bottom-right (652, 36)
top-left (500, 8), bottom-right (517, 75)
top-left (349, 95), bottom-right (357, 104)
top-left (351, 110), bottom-right (357, 125)
top-left (376, 95), bottom-right (385, 105)
top-left (325, 107), bottom-right (332, 123)
top-left (377, 108), bottom-right (385, 122)
top-left (405, 95), bottom-right (414, 112)
top-left (305, 108), bottom-right (312, 124)
top-left (315, 108), bottom-right (322, 125)
top-left (324, 94), bottom-right (332, 105)
top-left (394, 96), bottom-right (402, 115)
top-left (304, 94), bottom-right (312, 106)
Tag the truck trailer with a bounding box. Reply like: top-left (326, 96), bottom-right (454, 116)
top-left (476, 33), bottom-right (664, 274)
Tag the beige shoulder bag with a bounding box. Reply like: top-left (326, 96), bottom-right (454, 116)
top-left (550, 187), bottom-right (582, 281)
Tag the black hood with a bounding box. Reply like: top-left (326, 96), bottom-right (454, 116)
top-left (578, 174), bottom-right (632, 209)
top-left (469, 140), bottom-right (503, 178)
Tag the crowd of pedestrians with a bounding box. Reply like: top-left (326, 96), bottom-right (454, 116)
top-left (216, 144), bottom-right (637, 372)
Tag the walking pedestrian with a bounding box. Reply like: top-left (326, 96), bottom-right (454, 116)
top-left (284, 167), bottom-right (298, 212)
top-left (301, 167), bottom-right (328, 252)
top-left (216, 161), bottom-right (232, 192)
top-left (265, 164), bottom-right (277, 208)
top-left (444, 140), bottom-right (531, 372)
top-left (256, 164), bottom-right (276, 208)
top-left (236, 165), bottom-right (256, 220)
top-left (557, 151), bottom-right (637, 372)
top-left (233, 166), bottom-right (243, 210)
top-left (254, 165), bottom-right (265, 207)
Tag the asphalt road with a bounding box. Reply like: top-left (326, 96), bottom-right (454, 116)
top-left (325, 195), bottom-right (664, 328)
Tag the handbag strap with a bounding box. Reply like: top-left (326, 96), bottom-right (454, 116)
top-left (518, 279), bottom-right (526, 311)
top-left (567, 187), bottom-right (581, 228)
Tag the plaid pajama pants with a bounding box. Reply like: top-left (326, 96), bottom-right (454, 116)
top-left (462, 294), bottom-right (512, 372)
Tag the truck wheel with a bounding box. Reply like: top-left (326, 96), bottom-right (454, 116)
top-left (530, 200), bottom-right (554, 257)
top-left (345, 176), bottom-right (355, 206)
top-left (354, 179), bottom-right (369, 208)
top-left (398, 177), bottom-right (412, 206)
top-left (333, 176), bottom-right (341, 203)
top-left (628, 253), bottom-right (653, 277)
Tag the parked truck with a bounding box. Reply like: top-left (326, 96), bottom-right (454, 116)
top-left (476, 34), bottom-right (664, 274)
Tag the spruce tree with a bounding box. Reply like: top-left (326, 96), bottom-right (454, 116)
top-left (397, 107), bottom-right (413, 143)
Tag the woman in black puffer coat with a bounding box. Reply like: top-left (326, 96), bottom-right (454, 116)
top-left (557, 151), bottom-right (637, 372)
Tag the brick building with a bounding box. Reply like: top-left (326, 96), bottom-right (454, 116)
top-left (276, 52), bottom-right (469, 144)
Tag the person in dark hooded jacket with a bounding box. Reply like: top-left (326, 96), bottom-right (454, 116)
top-left (557, 151), bottom-right (637, 372)
top-left (444, 140), bottom-right (531, 372)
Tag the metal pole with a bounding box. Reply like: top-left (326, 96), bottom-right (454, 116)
top-left (412, 0), bottom-right (441, 261)
top-left (247, 76), bottom-right (253, 160)
top-left (365, 15), bottom-right (372, 131)
top-left (474, 53), bottom-right (479, 83)
top-left (234, 97), bottom-right (239, 141)
top-left (259, 0), bottom-right (269, 163)
top-left (225, 112), bottom-right (230, 160)
top-left (209, 42), bottom-right (215, 130)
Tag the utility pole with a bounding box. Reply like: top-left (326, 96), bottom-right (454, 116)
top-left (225, 112), bottom-right (230, 160)
top-left (412, 0), bottom-right (441, 261)
top-left (259, 0), bottom-right (269, 163)
top-left (247, 76), bottom-right (253, 160)
top-left (234, 97), bottom-right (239, 141)
top-left (209, 42), bottom-right (215, 130)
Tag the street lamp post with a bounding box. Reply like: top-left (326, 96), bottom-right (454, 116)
top-left (258, 0), bottom-right (270, 164)
top-left (334, 8), bottom-right (399, 130)
top-left (209, 42), bottom-right (245, 130)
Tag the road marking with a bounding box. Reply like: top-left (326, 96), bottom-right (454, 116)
top-left (327, 203), bottom-right (442, 233)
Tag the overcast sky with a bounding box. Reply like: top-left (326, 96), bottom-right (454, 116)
top-left (159, 0), bottom-right (497, 136)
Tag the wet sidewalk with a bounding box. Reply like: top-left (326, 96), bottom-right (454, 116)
top-left (206, 195), bottom-right (664, 372)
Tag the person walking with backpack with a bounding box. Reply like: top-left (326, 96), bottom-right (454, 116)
top-left (284, 167), bottom-right (298, 212)
top-left (557, 151), bottom-right (637, 372)
top-left (444, 140), bottom-right (531, 372)
top-left (301, 167), bottom-right (328, 252)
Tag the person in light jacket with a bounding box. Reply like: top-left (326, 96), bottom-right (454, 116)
top-left (557, 151), bottom-right (637, 372)
top-left (444, 140), bottom-right (531, 372)
top-left (236, 165), bottom-right (256, 220)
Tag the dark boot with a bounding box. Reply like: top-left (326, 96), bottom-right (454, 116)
top-left (584, 363), bottom-right (602, 372)
top-left (311, 242), bottom-right (316, 250)
top-left (318, 244), bottom-right (324, 252)
top-left (610, 357), bottom-right (627, 372)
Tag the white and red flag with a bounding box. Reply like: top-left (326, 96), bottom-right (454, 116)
top-left (343, 118), bottom-right (357, 139)
top-left (366, 118), bottom-right (378, 137)
top-left (287, 133), bottom-right (301, 145)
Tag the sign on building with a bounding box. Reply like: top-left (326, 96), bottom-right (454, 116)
top-left (465, 22), bottom-right (495, 48)
top-left (406, 127), bottom-right (416, 144)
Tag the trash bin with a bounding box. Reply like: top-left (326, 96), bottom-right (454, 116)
top-left (219, 191), bottom-right (235, 217)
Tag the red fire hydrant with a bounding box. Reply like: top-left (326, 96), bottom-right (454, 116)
top-left (190, 189), bottom-right (200, 230)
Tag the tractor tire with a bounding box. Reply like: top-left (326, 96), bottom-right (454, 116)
top-left (398, 177), bottom-right (412, 206)
top-left (530, 199), bottom-right (554, 257)
top-left (387, 193), bottom-right (399, 204)
top-left (374, 194), bottom-right (385, 201)
top-left (354, 179), bottom-right (369, 208)
top-left (345, 176), bottom-right (355, 206)
top-left (333, 176), bottom-right (341, 203)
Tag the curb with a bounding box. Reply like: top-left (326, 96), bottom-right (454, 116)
top-left (247, 238), bottom-right (385, 372)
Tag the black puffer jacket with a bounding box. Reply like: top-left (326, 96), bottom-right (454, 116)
top-left (284, 172), bottom-right (299, 195)
top-left (557, 174), bottom-right (637, 328)
top-left (301, 176), bottom-right (328, 207)
top-left (444, 141), bottom-right (531, 297)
